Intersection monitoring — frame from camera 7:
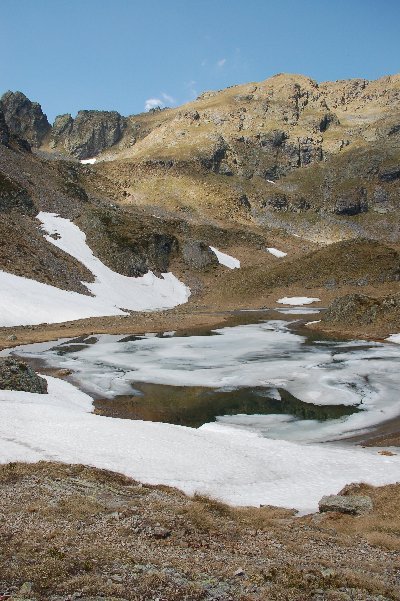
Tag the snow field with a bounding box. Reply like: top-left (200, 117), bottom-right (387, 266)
top-left (1, 376), bottom-right (399, 513)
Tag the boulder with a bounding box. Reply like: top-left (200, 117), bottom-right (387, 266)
top-left (318, 494), bottom-right (373, 515)
top-left (0, 91), bottom-right (51, 147)
top-left (0, 358), bottom-right (48, 394)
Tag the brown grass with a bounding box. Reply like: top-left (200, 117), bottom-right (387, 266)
top-left (0, 462), bottom-right (399, 600)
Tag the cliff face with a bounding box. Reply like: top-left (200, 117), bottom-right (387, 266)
top-left (50, 110), bottom-right (126, 158)
top-left (0, 91), bottom-right (51, 147)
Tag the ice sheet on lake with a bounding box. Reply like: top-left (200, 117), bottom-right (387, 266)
top-left (1, 376), bottom-right (399, 513)
top-left (12, 320), bottom-right (400, 443)
top-left (209, 246), bottom-right (240, 269)
top-left (276, 308), bottom-right (320, 315)
top-left (0, 214), bottom-right (190, 327)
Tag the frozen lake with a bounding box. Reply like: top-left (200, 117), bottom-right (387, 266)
top-left (9, 314), bottom-right (400, 444)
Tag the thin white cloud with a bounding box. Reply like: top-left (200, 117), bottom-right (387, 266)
top-left (144, 98), bottom-right (164, 111)
top-left (217, 58), bottom-right (227, 68)
top-left (186, 80), bottom-right (198, 100)
top-left (162, 92), bottom-right (175, 105)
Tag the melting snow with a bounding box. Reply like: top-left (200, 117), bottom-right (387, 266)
top-left (267, 247), bottom-right (287, 258)
top-left (386, 334), bottom-right (400, 344)
top-left (1, 376), bottom-right (399, 513)
top-left (209, 246), bottom-right (240, 269)
top-left (0, 213), bottom-right (189, 327)
top-left (277, 297), bottom-right (321, 306)
top-left (80, 158), bottom-right (97, 165)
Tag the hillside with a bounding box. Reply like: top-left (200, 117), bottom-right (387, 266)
top-left (0, 72), bottom-right (399, 332)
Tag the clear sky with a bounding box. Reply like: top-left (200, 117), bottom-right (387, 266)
top-left (1, 0), bottom-right (399, 123)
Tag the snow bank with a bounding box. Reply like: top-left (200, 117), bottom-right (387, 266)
top-left (0, 213), bottom-right (190, 327)
top-left (277, 297), bottom-right (321, 306)
top-left (209, 246), bottom-right (240, 269)
top-left (1, 376), bottom-right (399, 513)
top-left (386, 334), bottom-right (400, 344)
top-left (80, 158), bottom-right (96, 165)
top-left (267, 247), bottom-right (287, 258)
top-left (0, 271), bottom-right (126, 327)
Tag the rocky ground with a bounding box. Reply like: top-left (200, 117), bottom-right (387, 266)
top-left (0, 462), bottom-right (399, 601)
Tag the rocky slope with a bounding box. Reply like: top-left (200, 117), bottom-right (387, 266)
top-left (0, 73), bottom-right (399, 321)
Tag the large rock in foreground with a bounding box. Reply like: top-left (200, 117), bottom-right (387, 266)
top-left (0, 91), bottom-right (51, 147)
top-left (0, 358), bottom-right (48, 394)
top-left (319, 494), bottom-right (373, 515)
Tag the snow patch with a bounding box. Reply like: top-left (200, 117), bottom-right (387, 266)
top-left (267, 247), bottom-right (287, 258)
top-left (209, 246), bottom-right (240, 269)
top-left (277, 297), bottom-right (321, 306)
top-left (80, 158), bottom-right (96, 165)
top-left (386, 333), bottom-right (400, 344)
top-left (1, 376), bottom-right (399, 513)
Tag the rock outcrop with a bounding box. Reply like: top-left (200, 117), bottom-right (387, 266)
top-left (0, 91), bottom-right (51, 147)
top-left (50, 110), bottom-right (126, 158)
top-left (181, 241), bottom-right (219, 270)
top-left (0, 357), bottom-right (48, 394)
top-left (321, 293), bottom-right (400, 327)
top-left (0, 110), bottom-right (9, 146)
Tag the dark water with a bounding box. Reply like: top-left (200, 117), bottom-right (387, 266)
top-left (94, 384), bottom-right (359, 428)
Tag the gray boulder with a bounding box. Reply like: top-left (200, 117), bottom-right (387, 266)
top-left (318, 494), bottom-right (373, 515)
top-left (0, 358), bottom-right (48, 394)
top-left (0, 91), bottom-right (51, 147)
top-left (50, 110), bottom-right (126, 159)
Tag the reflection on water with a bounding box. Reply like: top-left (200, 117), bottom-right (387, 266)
top-left (94, 385), bottom-right (359, 428)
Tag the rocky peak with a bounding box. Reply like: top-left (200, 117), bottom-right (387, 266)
top-left (0, 90), bottom-right (51, 147)
top-left (50, 109), bottom-right (126, 159)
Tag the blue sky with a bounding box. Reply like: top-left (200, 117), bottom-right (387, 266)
top-left (1, 0), bottom-right (399, 122)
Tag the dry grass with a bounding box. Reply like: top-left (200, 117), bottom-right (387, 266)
top-left (0, 462), bottom-right (399, 600)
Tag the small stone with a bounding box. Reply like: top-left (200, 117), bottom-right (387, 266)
top-left (320, 568), bottom-right (336, 578)
top-left (234, 567), bottom-right (245, 576)
top-left (152, 526), bottom-right (171, 539)
top-left (54, 369), bottom-right (73, 377)
top-left (18, 583), bottom-right (32, 598)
